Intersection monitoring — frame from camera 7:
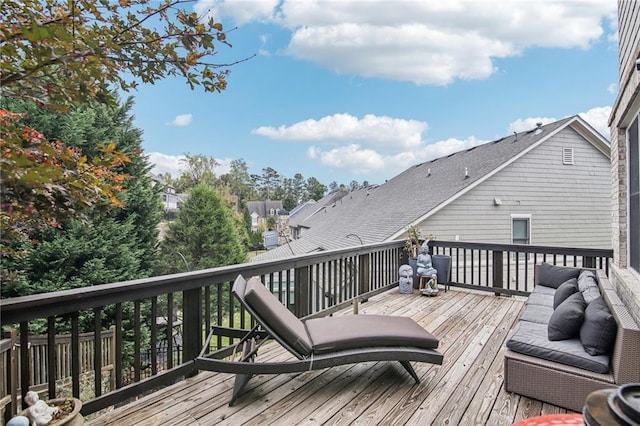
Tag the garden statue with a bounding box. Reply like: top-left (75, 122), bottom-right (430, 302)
top-left (6, 416), bottom-right (30, 426)
top-left (417, 241), bottom-right (438, 296)
top-left (398, 264), bottom-right (414, 294)
top-left (24, 391), bottom-right (58, 426)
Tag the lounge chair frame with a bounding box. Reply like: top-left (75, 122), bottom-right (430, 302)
top-left (195, 276), bottom-right (444, 406)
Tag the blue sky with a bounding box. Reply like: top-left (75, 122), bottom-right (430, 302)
top-left (133, 0), bottom-right (618, 186)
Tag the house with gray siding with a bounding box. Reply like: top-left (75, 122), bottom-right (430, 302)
top-left (253, 116), bottom-right (611, 262)
top-left (608, 0), bottom-right (640, 324)
top-left (246, 200), bottom-right (285, 231)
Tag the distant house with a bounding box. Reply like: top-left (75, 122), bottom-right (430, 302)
top-left (253, 116), bottom-right (611, 261)
top-left (608, 2), bottom-right (639, 324)
top-left (246, 200), bottom-right (285, 232)
top-left (150, 173), bottom-right (187, 216)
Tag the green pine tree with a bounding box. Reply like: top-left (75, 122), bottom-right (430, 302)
top-left (157, 184), bottom-right (247, 274)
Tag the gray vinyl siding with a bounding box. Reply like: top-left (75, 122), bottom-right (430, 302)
top-left (418, 127), bottom-right (611, 249)
top-left (618, 0), bottom-right (640, 81)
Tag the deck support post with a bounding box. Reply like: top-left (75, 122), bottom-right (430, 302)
top-left (295, 267), bottom-right (310, 318)
top-left (492, 251), bottom-right (504, 296)
top-left (182, 287), bottom-right (202, 376)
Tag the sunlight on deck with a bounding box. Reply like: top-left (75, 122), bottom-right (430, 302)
top-left (87, 288), bottom-right (573, 426)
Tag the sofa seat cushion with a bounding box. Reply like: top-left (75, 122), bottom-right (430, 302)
top-left (519, 303), bottom-right (554, 324)
top-left (526, 290), bottom-right (555, 307)
top-left (305, 315), bottom-right (439, 355)
top-left (506, 321), bottom-right (610, 374)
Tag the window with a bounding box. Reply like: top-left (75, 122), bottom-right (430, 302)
top-left (562, 148), bottom-right (574, 165)
top-left (512, 215), bottom-right (531, 245)
top-left (629, 116), bottom-right (639, 273)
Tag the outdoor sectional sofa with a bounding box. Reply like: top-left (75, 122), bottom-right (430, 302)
top-left (504, 263), bottom-right (640, 412)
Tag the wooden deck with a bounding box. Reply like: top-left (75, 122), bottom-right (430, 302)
top-left (87, 288), bottom-right (574, 425)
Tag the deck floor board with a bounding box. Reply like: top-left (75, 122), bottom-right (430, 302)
top-left (87, 288), bottom-right (572, 426)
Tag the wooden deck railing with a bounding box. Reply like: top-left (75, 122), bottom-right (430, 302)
top-left (0, 239), bottom-right (612, 420)
top-left (430, 240), bottom-right (612, 296)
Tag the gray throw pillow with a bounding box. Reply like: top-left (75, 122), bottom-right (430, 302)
top-left (538, 263), bottom-right (581, 289)
top-left (553, 278), bottom-right (579, 309)
top-left (578, 271), bottom-right (601, 304)
top-left (580, 297), bottom-right (618, 356)
top-left (548, 292), bottom-right (587, 341)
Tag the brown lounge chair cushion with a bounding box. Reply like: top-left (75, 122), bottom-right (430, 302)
top-left (305, 315), bottom-right (439, 355)
top-left (244, 277), bottom-right (313, 356)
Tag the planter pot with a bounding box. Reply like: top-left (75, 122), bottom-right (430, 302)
top-left (431, 255), bottom-right (452, 291)
top-left (408, 258), bottom-right (420, 288)
top-left (20, 397), bottom-right (84, 426)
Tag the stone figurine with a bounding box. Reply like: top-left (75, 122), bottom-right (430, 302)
top-left (398, 264), bottom-right (414, 294)
top-left (24, 391), bottom-right (58, 426)
top-left (417, 241), bottom-right (438, 296)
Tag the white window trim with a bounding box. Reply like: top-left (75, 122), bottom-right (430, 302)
top-left (562, 147), bottom-right (575, 165)
top-left (511, 214), bottom-right (532, 245)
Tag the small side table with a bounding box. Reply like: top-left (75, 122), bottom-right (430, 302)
top-left (511, 413), bottom-right (583, 426)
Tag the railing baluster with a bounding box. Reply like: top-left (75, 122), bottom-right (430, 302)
top-left (115, 303), bottom-right (123, 389)
top-left (19, 322), bottom-right (29, 409)
top-left (150, 298), bottom-right (157, 376)
top-left (167, 294), bottom-right (174, 369)
top-left (71, 313), bottom-right (80, 398)
top-left (94, 307), bottom-right (102, 397)
top-left (216, 284), bottom-right (223, 349)
top-left (134, 301), bottom-right (141, 382)
top-left (204, 286), bottom-right (211, 346)
top-left (47, 317), bottom-right (56, 399)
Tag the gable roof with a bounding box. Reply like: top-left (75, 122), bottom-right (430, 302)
top-left (252, 116), bottom-right (609, 261)
top-left (289, 190), bottom-right (349, 227)
top-left (246, 200), bottom-right (284, 218)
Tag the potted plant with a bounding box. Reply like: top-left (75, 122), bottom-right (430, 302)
top-left (404, 226), bottom-right (421, 288)
top-left (404, 225), bottom-right (421, 259)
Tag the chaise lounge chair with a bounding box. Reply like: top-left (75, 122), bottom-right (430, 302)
top-left (195, 275), bottom-right (444, 406)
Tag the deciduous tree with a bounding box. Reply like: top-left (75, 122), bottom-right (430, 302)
top-left (1, 0), bottom-right (237, 107)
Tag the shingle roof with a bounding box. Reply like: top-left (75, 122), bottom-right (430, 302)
top-left (252, 116), bottom-right (603, 262)
top-left (289, 190), bottom-right (349, 227)
top-left (247, 200), bottom-right (284, 218)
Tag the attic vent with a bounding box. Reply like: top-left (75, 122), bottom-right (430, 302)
top-left (562, 148), bottom-right (575, 165)
top-left (534, 122), bottom-right (543, 135)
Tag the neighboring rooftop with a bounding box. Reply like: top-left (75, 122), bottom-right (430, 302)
top-left (253, 116), bottom-right (609, 261)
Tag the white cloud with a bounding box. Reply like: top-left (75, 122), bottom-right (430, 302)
top-left (168, 114), bottom-right (193, 127)
top-left (252, 113), bottom-right (427, 150)
top-left (148, 152), bottom-right (186, 176)
top-left (147, 152), bottom-right (233, 177)
top-left (579, 106), bottom-right (612, 139)
top-left (199, 0), bottom-right (616, 85)
top-left (508, 117), bottom-right (557, 133)
top-left (306, 136), bottom-right (485, 177)
top-left (194, 0), bottom-right (278, 25)
top-left (508, 106), bottom-right (612, 140)
top-left (607, 83), bottom-right (617, 94)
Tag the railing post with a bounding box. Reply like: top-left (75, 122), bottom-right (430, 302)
top-left (10, 328), bottom-right (18, 418)
top-left (294, 266), bottom-right (310, 318)
top-left (583, 256), bottom-right (596, 268)
top-left (492, 251), bottom-right (504, 296)
top-left (358, 253), bottom-right (370, 298)
top-left (182, 287), bottom-right (202, 375)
